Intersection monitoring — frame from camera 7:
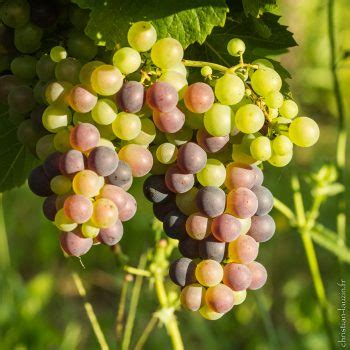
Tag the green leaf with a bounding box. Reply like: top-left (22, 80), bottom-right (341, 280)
top-left (0, 115), bottom-right (38, 192)
top-left (72, 0), bottom-right (228, 49)
top-left (242, 0), bottom-right (277, 17)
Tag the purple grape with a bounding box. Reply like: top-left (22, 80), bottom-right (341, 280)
top-left (178, 236), bottom-right (200, 259)
top-left (146, 82), bottom-right (178, 112)
top-left (196, 186), bottom-right (226, 218)
top-left (143, 174), bottom-right (173, 204)
top-left (252, 186), bottom-right (274, 216)
top-left (60, 230), bottom-right (93, 257)
top-left (198, 235), bottom-right (227, 262)
top-left (87, 146), bottom-right (119, 176)
top-left (223, 263), bottom-right (252, 291)
top-left (107, 160), bottom-right (133, 190)
top-left (153, 200), bottom-right (178, 222)
top-left (177, 142), bottom-right (207, 174)
top-left (28, 165), bottom-right (53, 197)
top-left (247, 214), bottom-right (275, 242)
top-left (165, 165), bottom-right (194, 193)
top-left (117, 81), bottom-right (145, 113)
top-left (98, 220), bottom-right (124, 246)
top-left (43, 152), bottom-right (62, 179)
top-left (169, 257), bottom-right (197, 287)
top-left (60, 149), bottom-right (86, 175)
top-left (163, 210), bottom-right (187, 239)
top-left (196, 128), bottom-right (229, 153)
top-left (42, 194), bottom-right (58, 221)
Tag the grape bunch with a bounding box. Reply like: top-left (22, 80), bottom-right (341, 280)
top-left (0, 0), bottom-right (320, 320)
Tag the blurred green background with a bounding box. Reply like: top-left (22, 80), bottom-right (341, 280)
top-left (0, 0), bottom-right (349, 349)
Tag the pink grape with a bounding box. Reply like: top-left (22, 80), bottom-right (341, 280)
top-left (68, 84), bottom-right (98, 113)
top-left (70, 123), bottom-right (100, 152)
top-left (184, 82), bottom-right (214, 113)
top-left (63, 194), bottom-right (93, 223)
top-left (98, 220), bottom-right (124, 246)
top-left (247, 261), bottom-right (267, 290)
top-left (177, 142), bottom-right (207, 174)
top-left (91, 198), bottom-right (119, 228)
top-left (223, 263), bottom-right (252, 291)
top-left (211, 214), bottom-right (241, 242)
top-left (153, 107), bottom-right (185, 133)
top-left (165, 165), bottom-right (194, 193)
top-left (60, 230), bottom-right (93, 257)
top-left (60, 149), bottom-right (86, 175)
top-left (226, 187), bottom-right (258, 219)
top-left (146, 81), bottom-right (178, 112)
top-left (205, 284), bottom-right (234, 314)
top-left (225, 162), bottom-right (257, 190)
top-left (196, 128), bottom-right (229, 153)
top-left (228, 235), bottom-right (259, 264)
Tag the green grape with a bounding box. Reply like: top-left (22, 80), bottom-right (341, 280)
top-left (199, 304), bottom-right (224, 320)
top-left (176, 187), bottom-right (198, 216)
top-left (53, 128), bottom-right (71, 153)
top-left (11, 55), bottom-right (37, 80)
top-left (279, 99), bottom-right (298, 119)
top-left (288, 117), bottom-right (319, 147)
top-left (232, 290), bottom-right (247, 305)
top-left (42, 105), bottom-right (72, 133)
top-left (113, 47), bottom-right (141, 75)
top-left (215, 73), bottom-right (245, 105)
top-left (265, 91), bottom-right (284, 109)
top-left (197, 159), bottom-right (226, 187)
top-left (164, 62), bottom-right (187, 77)
top-left (166, 126), bottom-right (193, 146)
top-left (268, 151), bottom-right (293, 167)
top-left (151, 38), bottom-right (183, 69)
top-left (131, 118), bottom-right (156, 145)
top-left (112, 112), bottom-right (141, 140)
top-left (159, 71), bottom-right (187, 98)
top-left (98, 123), bottom-right (116, 141)
top-left (235, 104), bottom-right (265, 134)
top-left (251, 68), bottom-right (282, 96)
top-left (92, 99), bottom-right (118, 125)
top-left (55, 58), bottom-right (81, 84)
top-left (201, 65), bottom-right (212, 77)
top-left (8, 108), bottom-right (25, 125)
top-left (269, 108), bottom-right (279, 119)
top-left (45, 81), bottom-right (72, 105)
top-left (67, 30), bottom-right (98, 61)
top-left (14, 23), bottom-right (43, 53)
top-left (36, 54), bottom-right (56, 82)
top-left (227, 38), bottom-right (245, 56)
top-left (73, 111), bottom-right (94, 125)
top-left (0, 0), bottom-right (30, 28)
top-left (156, 142), bottom-right (178, 164)
top-left (127, 21), bottom-right (157, 52)
top-left (91, 64), bottom-right (123, 96)
top-left (33, 81), bottom-right (47, 105)
top-left (232, 135), bottom-right (257, 164)
top-left (81, 221), bottom-right (100, 238)
top-left (252, 58), bottom-right (274, 70)
top-left (79, 60), bottom-right (104, 85)
top-left (250, 136), bottom-right (272, 161)
top-left (51, 175), bottom-right (72, 195)
top-left (50, 46), bottom-right (67, 63)
top-left (69, 4), bottom-right (89, 30)
top-left (185, 110), bottom-right (204, 130)
top-left (204, 103), bottom-right (232, 137)
top-left (55, 209), bottom-right (78, 232)
top-left (272, 135), bottom-right (293, 155)
top-left (36, 134), bottom-right (56, 161)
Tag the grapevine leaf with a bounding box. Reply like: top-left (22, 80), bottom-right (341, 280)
top-left (72, 0), bottom-right (228, 49)
top-left (0, 115), bottom-right (38, 193)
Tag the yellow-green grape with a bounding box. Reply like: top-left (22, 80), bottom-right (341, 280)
top-left (265, 91), bottom-right (284, 109)
top-left (250, 136), bottom-right (272, 161)
top-left (50, 175), bottom-right (72, 195)
top-left (73, 111), bottom-right (94, 125)
top-left (91, 198), bottom-right (118, 228)
top-left (252, 58), bottom-right (274, 70)
top-left (97, 138), bottom-right (115, 150)
top-left (272, 135), bottom-right (293, 155)
top-left (54, 209), bottom-right (77, 232)
top-left (199, 304), bottom-right (224, 320)
top-left (166, 126), bottom-right (193, 146)
top-left (36, 134), bottom-right (55, 161)
top-left (269, 108), bottom-right (279, 119)
top-left (81, 221), bottom-right (100, 238)
top-left (112, 112), bottom-right (141, 140)
top-left (156, 142), bottom-right (178, 164)
top-left (201, 65), bottom-right (212, 77)
top-left (112, 47), bottom-right (141, 75)
top-left (45, 80), bottom-right (72, 105)
top-left (50, 46), bottom-right (67, 62)
top-left (279, 99), bottom-right (299, 119)
top-left (79, 60), bottom-right (104, 85)
top-left (54, 128), bottom-right (71, 152)
top-left (235, 104), bottom-right (265, 134)
top-left (232, 136), bottom-right (256, 164)
top-left (73, 170), bottom-right (101, 197)
top-left (195, 259), bottom-right (223, 287)
top-left (214, 74), bottom-right (245, 105)
top-left (197, 159), bottom-right (226, 187)
top-left (204, 103), bottom-right (232, 136)
top-left (159, 71), bottom-right (187, 98)
top-left (268, 151), bottom-right (293, 167)
top-left (151, 38), bottom-right (184, 69)
top-left (164, 62), bottom-right (187, 77)
top-left (42, 105), bottom-right (71, 133)
top-left (131, 118), bottom-right (156, 145)
top-left (289, 117), bottom-right (319, 147)
top-left (176, 187), bottom-right (198, 215)
top-left (127, 21), bottom-right (157, 52)
top-left (227, 38), bottom-right (245, 56)
top-left (232, 290), bottom-right (247, 305)
top-left (91, 64), bottom-right (123, 96)
top-left (92, 98), bottom-right (118, 125)
top-left (237, 217), bottom-right (251, 235)
top-left (251, 69), bottom-right (282, 96)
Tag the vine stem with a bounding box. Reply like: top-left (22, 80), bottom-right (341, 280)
top-left (291, 175), bottom-right (335, 350)
top-left (72, 273), bottom-right (110, 350)
top-left (182, 59), bottom-right (257, 74)
top-left (134, 315), bottom-right (158, 350)
top-left (327, 0), bottom-right (347, 248)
